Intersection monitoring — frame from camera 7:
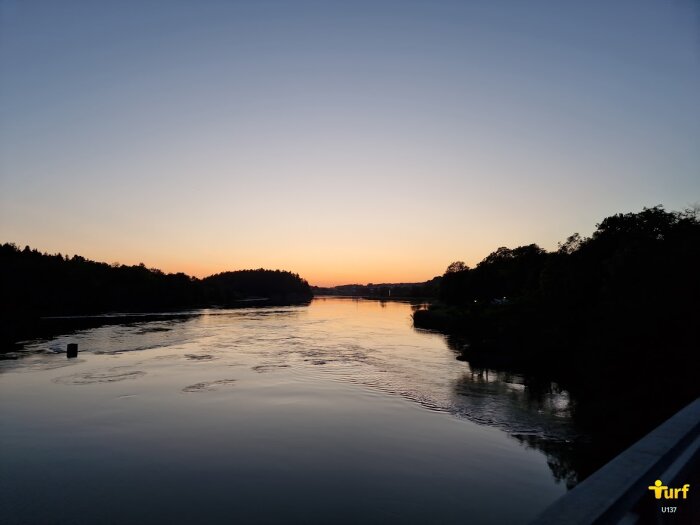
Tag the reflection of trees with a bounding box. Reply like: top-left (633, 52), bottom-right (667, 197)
top-left (443, 330), bottom-right (698, 489)
top-left (422, 206), bottom-right (700, 487)
top-left (444, 334), bottom-right (584, 487)
top-left (1, 243), bottom-right (313, 348)
top-left (1, 314), bottom-right (197, 366)
top-left (513, 434), bottom-right (580, 489)
top-left (410, 302), bottom-right (431, 312)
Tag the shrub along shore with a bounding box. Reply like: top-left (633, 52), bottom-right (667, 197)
top-left (414, 206), bottom-right (700, 477)
top-left (0, 243), bottom-right (312, 349)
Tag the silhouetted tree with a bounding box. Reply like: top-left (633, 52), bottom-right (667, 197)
top-left (415, 206), bottom-right (700, 480)
top-left (0, 243), bottom-right (312, 347)
top-left (446, 261), bottom-right (469, 273)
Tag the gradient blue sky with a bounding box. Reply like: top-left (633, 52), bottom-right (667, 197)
top-left (1, 0), bottom-right (698, 285)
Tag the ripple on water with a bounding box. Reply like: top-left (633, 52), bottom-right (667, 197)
top-left (184, 354), bottom-right (218, 361)
top-left (251, 364), bottom-right (290, 373)
top-left (135, 326), bottom-right (172, 335)
top-left (182, 379), bottom-right (237, 393)
top-left (94, 344), bottom-right (162, 355)
top-left (150, 354), bottom-right (181, 361)
top-left (54, 367), bottom-right (146, 385)
top-left (9, 358), bottom-right (87, 372)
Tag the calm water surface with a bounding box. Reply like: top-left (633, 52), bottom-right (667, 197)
top-left (0, 298), bottom-right (574, 524)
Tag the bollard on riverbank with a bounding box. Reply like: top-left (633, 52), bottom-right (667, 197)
top-left (67, 343), bottom-right (78, 358)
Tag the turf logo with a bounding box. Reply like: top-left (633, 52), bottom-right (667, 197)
top-left (648, 480), bottom-right (690, 500)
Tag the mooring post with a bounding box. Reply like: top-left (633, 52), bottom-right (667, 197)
top-left (67, 343), bottom-right (78, 358)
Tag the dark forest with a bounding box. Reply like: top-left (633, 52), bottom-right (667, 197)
top-left (414, 205), bottom-right (700, 476)
top-left (0, 244), bottom-right (312, 347)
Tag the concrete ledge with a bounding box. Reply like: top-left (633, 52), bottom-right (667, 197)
top-left (530, 397), bottom-right (700, 525)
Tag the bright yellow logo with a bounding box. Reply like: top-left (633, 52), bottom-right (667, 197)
top-left (648, 480), bottom-right (690, 499)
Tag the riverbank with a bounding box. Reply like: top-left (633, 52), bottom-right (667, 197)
top-left (412, 207), bottom-right (700, 482)
top-left (1, 243), bottom-right (315, 352)
top-left (413, 298), bottom-right (699, 485)
top-left (1, 295), bottom-right (312, 354)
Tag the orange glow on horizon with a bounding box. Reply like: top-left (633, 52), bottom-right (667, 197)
top-left (2, 238), bottom-right (449, 287)
top-left (2, 220), bottom-right (569, 288)
top-left (137, 260), bottom-right (445, 288)
top-left (1, 2), bottom-right (697, 298)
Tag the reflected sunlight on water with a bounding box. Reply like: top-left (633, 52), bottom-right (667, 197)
top-left (0, 298), bottom-right (572, 525)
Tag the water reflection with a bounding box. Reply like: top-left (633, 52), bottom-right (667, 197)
top-left (440, 334), bottom-right (583, 487)
top-left (8, 299), bottom-right (583, 455)
top-left (1, 298), bottom-right (581, 524)
top-left (514, 434), bottom-right (579, 489)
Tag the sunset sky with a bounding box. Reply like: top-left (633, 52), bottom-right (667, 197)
top-left (1, 0), bottom-right (698, 286)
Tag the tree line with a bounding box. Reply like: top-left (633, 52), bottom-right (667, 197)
top-left (313, 278), bottom-right (441, 298)
top-left (0, 243), bottom-right (312, 346)
top-left (414, 206), bottom-right (700, 474)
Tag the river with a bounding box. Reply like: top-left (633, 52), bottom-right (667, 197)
top-left (0, 297), bottom-right (576, 524)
